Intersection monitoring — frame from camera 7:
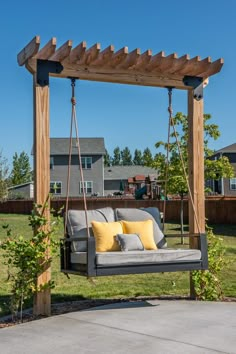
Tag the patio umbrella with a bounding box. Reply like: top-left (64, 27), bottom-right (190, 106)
top-left (119, 180), bottom-right (124, 192)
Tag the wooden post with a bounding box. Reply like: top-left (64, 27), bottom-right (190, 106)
top-left (188, 89), bottom-right (206, 298)
top-left (33, 74), bottom-right (51, 316)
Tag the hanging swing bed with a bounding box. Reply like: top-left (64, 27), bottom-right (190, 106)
top-left (60, 79), bottom-right (208, 277)
top-left (18, 36), bottom-right (224, 279)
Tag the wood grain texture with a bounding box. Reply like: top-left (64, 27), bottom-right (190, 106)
top-left (108, 47), bottom-right (128, 67)
top-left (49, 40), bottom-right (72, 61)
top-left (36, 38), bottom-right (57, 59)
top-left (91, 45), bottom-right (115, 66)
top-left (33, 75), bottom-right (51, 316)
top-left (67, 41), bottom-right (87, 63)
top-left (188, 89), bottom-right (205, 236)
top-left (117, 48), bottom-right (141, 69)
top-left (17, 35), bottom-right (40, 66)
top-left (17, 37), bottom-right (224, 80)
top-left (77, 43), bottom-right (101, 65)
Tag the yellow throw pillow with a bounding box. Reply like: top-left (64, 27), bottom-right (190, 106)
top-left (121, 220), bottom-right (157, 250)
top-left (91, 221), bottom-right (123, 252)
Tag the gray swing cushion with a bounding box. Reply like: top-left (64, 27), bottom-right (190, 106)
top-left (66, 207), bottom-right (115, 252)
top-left (70, 249), bottom-right (202, 266)
top-left (116, 233), bottom-right (144, 251)
top-left (115, 208), bottom-right (167, 248)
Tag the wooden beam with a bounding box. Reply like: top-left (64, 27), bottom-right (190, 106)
top-left (77, 43), bottom-right (101, 65)
top-left (49, 40), bottom-right (72, 61)
top-left (67, 41), bottom-right (87, 63)
top-left (188, 90), bottom-right (205, 235)
top-left (174, 56), bottom-right (201, 76)
top-left (188, 89), bottom-right (205, 298)
top-left (91, 45), bottom-right (115, 66)
top-left (117, 48), bottom-right (141, 69)
top-left (36, 38), bottom-right (57, 60)
top-left (33, 74), bottom-right (51, 316)
top-left (26, 57), bottom-right (190, 89)
top-left (108, 47), bottom-right (128, 67)
top-left (153, 53), bottom-right (178, 73)
top-left (17, 35), bottom-right (40, 66)
top-left (166, 54), bottom-right (190, 74)
top-left (146, 51), bottom-right (165, 71)
top-left (134, 49), bottom-right (152, 70)
top-left (186, 57), bottom-right (212, 76)
top-left (197, 58), bottom-right (224, 78)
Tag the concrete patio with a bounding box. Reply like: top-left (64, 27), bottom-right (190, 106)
top-left (0, 300), bottom-right (235, 354)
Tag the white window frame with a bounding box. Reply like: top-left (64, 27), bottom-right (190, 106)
top-left (80, 181), bottom-right (93, 194)
top-left (81, 157), bottom-right (92, 169)
top-left (50, 181), bottom-right (62, 195)
top-left (229, 178), bottom-right (236, 190)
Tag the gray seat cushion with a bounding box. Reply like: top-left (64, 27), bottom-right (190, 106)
top-left (115, 208), bottom-right (166, 248)
top-left (66, 207), bottom-right (115, 251)
top-left (70, 249), bottom-right (202, 266)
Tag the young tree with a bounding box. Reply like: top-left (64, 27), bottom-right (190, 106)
top-left (0, 150), bottom-right (9, 200)
top-left (151, 112), bottom-right (234, 240)
top-left (112, 146), bottom-right (122, 166)
top-left (121, 147), bottom-right (133, 165)
top-left (10, 151), bottom-right (32, 186)
top-left (143, 147), bottom-right (153, 165)
top-left (104, 149), bottom-right (112, 167)
top-left (133, 149), bottom-right (143, 165)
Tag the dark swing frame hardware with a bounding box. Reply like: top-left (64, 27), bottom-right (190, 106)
top-left (37, 59), bottom-right (63, 86)
top-left (183, 76), bottom-right (204, 101)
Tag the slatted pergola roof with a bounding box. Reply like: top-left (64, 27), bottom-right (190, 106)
top-left (17, 36), bottom-right (223, 89)
top-left (17, 36), bottom-right (223, 316)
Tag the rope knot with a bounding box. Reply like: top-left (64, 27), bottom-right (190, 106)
top-left (168, 106), bottom-right (173, 115)
top-left (71, 97), bottom-right (76, 106)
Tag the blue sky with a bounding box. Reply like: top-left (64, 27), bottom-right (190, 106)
top-left (0, 0), bottom-right (235, 168)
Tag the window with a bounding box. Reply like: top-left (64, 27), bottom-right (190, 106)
top-left (50, 157), bottom-right (54, 169)
top-left (81, 157), bottom-right (92, 169)
top-left (50, 181), bottom-right (62, 195)
top-left (80, 181), bottom-right (93, 194)
top-left (230, 178), bottom-right (236, 190)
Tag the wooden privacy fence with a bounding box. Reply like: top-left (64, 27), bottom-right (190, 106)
top-left (1, 197), bottom-right (236, 224)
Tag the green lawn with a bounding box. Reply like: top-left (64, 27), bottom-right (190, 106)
top-left (0, 214), bottom-right (235, 317)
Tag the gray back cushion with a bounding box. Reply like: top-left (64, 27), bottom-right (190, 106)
top-left (67, 207), bottom-right (115, 251)
top-left (115, 208), bottom-right (166, 248)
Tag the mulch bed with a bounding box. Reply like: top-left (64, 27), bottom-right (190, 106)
top-left (1, 296), bottom-right (235, 329)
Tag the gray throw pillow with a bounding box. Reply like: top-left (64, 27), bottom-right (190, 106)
top-left (115, 208), bottom-right (167, 249)
top-left (116, 233), bottom-right (144, 252)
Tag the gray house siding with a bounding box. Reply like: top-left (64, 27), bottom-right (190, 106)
top-left (50, 154), bottom-right (104, 197)
top-left (207, 144), bottom-right (236, 196)
top-left (8, 182), bottom-right (34, 199)
top-left (49, 138), bottom-right (106, 197)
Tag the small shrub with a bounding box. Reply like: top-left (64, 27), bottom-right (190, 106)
top-left (192, 225), bottom-right (227, 301)
top-left (0, 198), bottom-right (61, 320)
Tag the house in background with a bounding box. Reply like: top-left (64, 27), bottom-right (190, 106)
top-left (8, 182), bottom-right (34, 199)
top-left (50, 138), bottom-right (106, 197)
top-left (206, 143), bottom-right (236, 196)
top-left (104, 165), bottom-right (158, 196)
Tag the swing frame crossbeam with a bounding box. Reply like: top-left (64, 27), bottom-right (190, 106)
top-left (17, 36), bottom-right (223, 315)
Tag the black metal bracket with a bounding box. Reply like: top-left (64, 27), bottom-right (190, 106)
top-left (37, 59), bottom-right (63, 86)
top-left (183, 76), bottom-right (203, 101)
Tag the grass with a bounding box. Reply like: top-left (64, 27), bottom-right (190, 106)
top-left (0, 213), bottom-right (235, 317)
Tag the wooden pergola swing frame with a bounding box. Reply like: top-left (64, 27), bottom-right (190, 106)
top-left (17, 36), bottom-right (223, 316)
